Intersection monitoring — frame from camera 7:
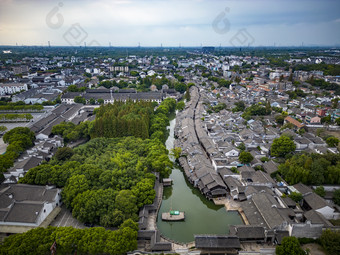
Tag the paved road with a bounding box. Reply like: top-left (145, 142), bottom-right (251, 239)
top-left (50, 205), bottom-right (85, 229)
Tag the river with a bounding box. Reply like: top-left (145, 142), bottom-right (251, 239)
top-left (156, 116), bottom-right (243, 244)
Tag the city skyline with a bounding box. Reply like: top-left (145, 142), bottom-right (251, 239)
top-left (0, 0), bottom-right (340, 47)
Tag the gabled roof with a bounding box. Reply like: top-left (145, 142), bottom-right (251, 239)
top-left (238, 165), bottom-right (255, 173)
top-left (195, 235), bottom-right (241, 249)
top-left (13, 156), bottom-right (42, 171)
top-left (303, 192), bottom-right (330, 210)
top-left (0, 184), bottom-right (59, 225)
top-left (40, 116), bottom-right (66, 136)
top-left (52, 104), bottom-right (70, 115)
top-left (251, 171), bottom-right (275, 185)
top-left (0, 184), bottom-right (58, 202)
top-left (30, 113), bottom-right (57, 133)
top-left (263, 160), bottom-right (278, 175)
top-left (295, 137), bottom-right (310, 145)
top-left (4, 202), bottom-right (43, 223)
top-left (61, 92), bottom-right (82, 99)
top-left (230, 225), bottom-right (265, 239)
top-left (293, 183), bottom-right (312, 195)
top-left (284, 116), bottom-right (305, 128)
top-left (282, 196), bottom-right (296, 208)
top-left (304, 210), bottom-right (332, 227)
top-left (224, 177), bottom-right (242, 190)
top-left (251, 192), bottom-right (293, 229)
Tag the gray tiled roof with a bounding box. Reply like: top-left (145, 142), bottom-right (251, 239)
top-left (240, 199), bottom-right (268, 228)
top-left (304, 210), bottom-right (332, 226)
top-left (230, 225), bottom-right (265, 239)
top-left (303, 192), bottom-right (329, 210)
top-left (0, 184), bottom-right (58, 203)
top-left (4, 202), bottom-right (43, 223)
top-left (251, 192), bottom-right (294, 229)
top-left (0, 184), bottom-right (59, 224)
top-left (263, 160), bottom-right (278, 175)
top-left (195, 235), bottom-right (241, 249)
top-left (293, 183), bottom-right (313, 195)
top-left (12, 156), bottom-right (42, 171)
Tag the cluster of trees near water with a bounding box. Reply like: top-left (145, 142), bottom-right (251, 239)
top-left (0, 98), bottom-right (177, 254)
top-left (0, 127), bottom-right (35, 173)
top-left (51, 98), bottom-right (176, 144)
top-left (92, 100), bottom-right (154, 139)
top-left (91, 98), bottom-right (176, 143)
top-left (19, 136), bottom-right (171, 226)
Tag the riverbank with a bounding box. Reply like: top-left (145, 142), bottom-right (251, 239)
top-left (157, 116), bottom-right (243, 244)
top-left (213, 197), bottom-right (250, 225)
top-left (175, 86), bottom-right (227, 200)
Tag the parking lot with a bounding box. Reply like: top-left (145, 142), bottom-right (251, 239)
top-left (50, 205), bottom-right (86, 229)
top-left (0, 112), bottom-right (48, 131)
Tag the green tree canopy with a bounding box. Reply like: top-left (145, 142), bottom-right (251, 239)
top-left (279, 153), bottom-right (340, 185)
top-left (315, 186), bottom-right (326, 197)
top-left (74, 96), bottom-right (86, 104)
top-left (174, 82), bottom-right (187, 93)
top-left (55, 147), bottom-right (74, 161)
top-left (1, 127), bottom-right (35, 173)
top-left (176, 101), bottom-right (185, 111)
top-left (288, 192), bottom-right (303, 203)
top-left (319, 229), bottom-right (340, 255)
top-left (335, 117), bottom-right (340, 126)
top-left (0, 125), bottom-right (7, 132)
top-left (3, 127), bottom-right (35, 146)
top-left (334, 189), bottom-right (340, 206)
top-left (62, 174), bottom-right (89, 208)
top-left (239, 151), bottom-right (254, 164)
top-left (271, 135), bottom-right (296, 158)
top-left (326, 136), bottom-right (339, 147)
top-left (0, 226), bottom-right (137, 255)
top-left (232, 101), bottom-right (245, 113)
top-left (275, 236), bottom-right (305, 255)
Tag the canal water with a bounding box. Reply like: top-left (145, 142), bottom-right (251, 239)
top-left (157, 116), bottom-right (243, 244)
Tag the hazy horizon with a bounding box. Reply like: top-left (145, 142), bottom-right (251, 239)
top-left (1, 0), bottom-right (340, 47)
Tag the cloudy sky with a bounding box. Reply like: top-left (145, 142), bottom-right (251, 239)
top-left (0, 0), bottom-right (340, 47)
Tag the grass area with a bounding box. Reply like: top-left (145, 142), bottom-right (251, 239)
top-left (330, 219), bottom-right (340, 226)
top-left (302, 243), bottom-right (326, 255)
top-left (324, 130), bottom-right (340, 140)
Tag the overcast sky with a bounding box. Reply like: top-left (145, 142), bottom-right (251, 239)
top-left (0, 0), bottom-right (340, 47)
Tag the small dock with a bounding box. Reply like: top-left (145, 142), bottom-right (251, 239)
top-left (162, 178), bottom-right (173, 187)
top-left (162, 211), bottom-right (185, 221)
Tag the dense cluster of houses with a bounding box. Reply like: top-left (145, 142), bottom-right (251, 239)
top-left (176, 85), bottom-right (340, 251)
top-left (1, 103), bottom-right (96, 185)
top-left (1, 49), bottom-right (340, 253)
top-left (175, 86), bottom-right (227, 199)
top-left (0, 53), bottom-right (184, 105)
top-left (0, 104), bottom-right (96, 233)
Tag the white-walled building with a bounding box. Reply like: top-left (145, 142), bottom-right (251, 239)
top-left (0, 184), bottom-right (62, 232)
top-left (0, 83), bottom-right (28, 95)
